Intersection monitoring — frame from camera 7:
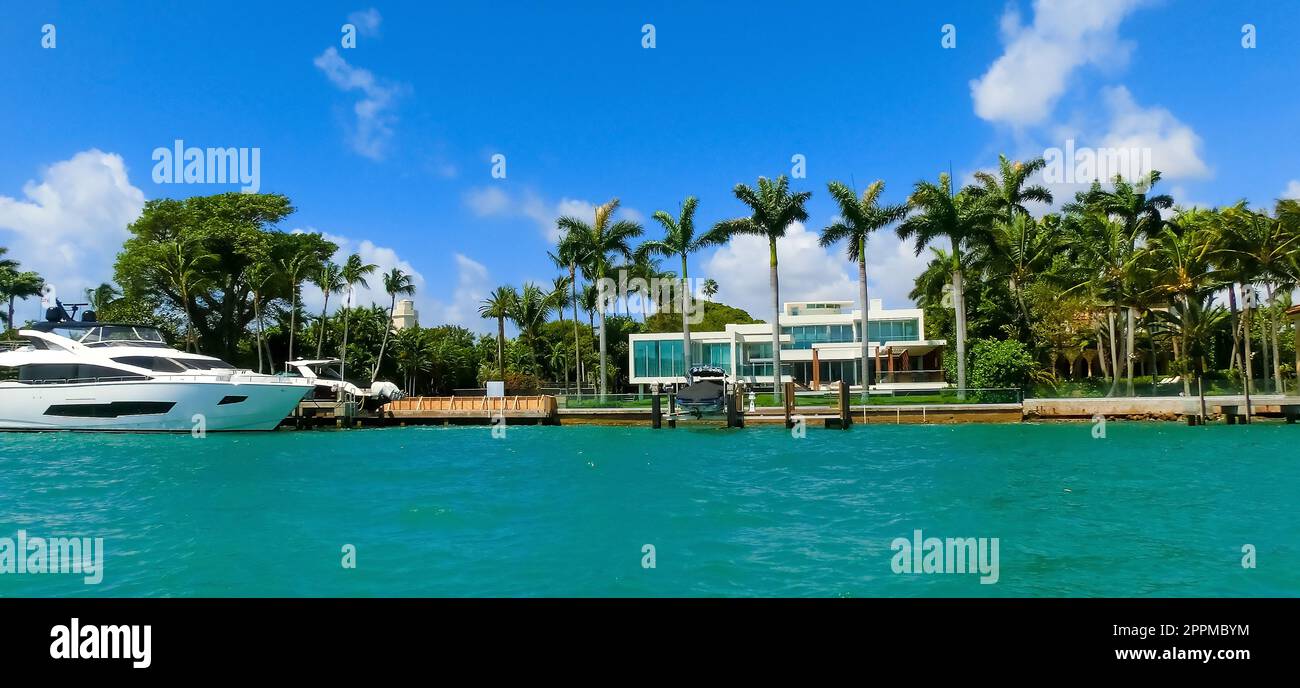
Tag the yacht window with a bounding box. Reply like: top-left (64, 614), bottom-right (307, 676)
top-left (18, 363), bottom-right (147, 383)
top-left (112, 356), bottom-right (189, 373)
top-left (0, 366), bottom-right (17, 382)
top-left (181, 359), bottom-right (235, 370)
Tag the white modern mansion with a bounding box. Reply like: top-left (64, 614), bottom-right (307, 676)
top-left (628, 300), bottom-right (947, 391)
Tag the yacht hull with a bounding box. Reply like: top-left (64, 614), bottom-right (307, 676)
top-left (0, 379), bottom-right (312, 432)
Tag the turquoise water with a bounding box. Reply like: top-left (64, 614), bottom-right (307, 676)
top-left (1, 423), bottom-right (1296, 597)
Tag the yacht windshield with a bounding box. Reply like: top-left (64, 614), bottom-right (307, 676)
top-left (62, 325), bottom-right (168, 347)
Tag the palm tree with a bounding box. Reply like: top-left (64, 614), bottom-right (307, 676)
top-left (897, 173), bottom-right (997, 397)
top-left (551, 229), bottom-right (593, 397)
top-left (549, 275), bottom-right (572, 323)
top-left (702, 278), bottom-right (719, 302)
top-left (557, 199), bottom-right (643, 398)
top-left (247, 261), bottom-right (276, 373)
top-left (1060, 211), bottom-right (1136, 395)
top-left (1070, 172), bottom-right (1173, 395)
top-left (636, 196), bottom-right (714, 372)
top-left (968, 155), bottom-right (1054, 224)
top-left (510, 282), bottom-right (555, 372)
top-left (278, 248), bottom-right (317, 365)
top-left (157, 237), bottom-right (215, 353)
top-left (1, 256), bottom-right (44, 334)
top-left (977, 213), bottom-right (1061, 341)
top-left (704, 176), bottom-right (811, 402)
top-left (83, 283), bottom-right (122, 313)
top-left (372, 267), bottom-right (416, 383)
top-left (820, 180), bottom-right (907, 389)
top-left (1141, 219), bottom-right (1220, 395)
top-left (1218, 202), bottom-right (1300, 393)
top-left (338, 253), bottom-right (378, 382)
top-left (1152, 293), bottom-right (1230, 419)
top-left (392, 327), bottom-right (434, 396)
top-left (313, 262), bottom-right (345, 358)
top-left (479, 285), bottom-right (517, 379)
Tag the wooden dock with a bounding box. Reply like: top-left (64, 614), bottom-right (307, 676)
top-left (382, 396), bottom-right (559, 425)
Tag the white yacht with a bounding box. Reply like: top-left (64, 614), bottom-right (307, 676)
top-left (0, 320), bottom-right (315, 432)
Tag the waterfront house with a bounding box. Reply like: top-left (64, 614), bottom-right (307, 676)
top-left (628, 299), bottom-right (946, 392)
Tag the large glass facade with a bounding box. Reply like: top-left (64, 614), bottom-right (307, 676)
top-left (634, 339), bottom-right (727, 378)
top-left (866, 318), bottom-right (919, 343)
top-left (779, 324), bottom-right (856, 349)
top-left (690, 341), bottom-right (731, 368)
top-left (788, 360), bottom-right (859, 386)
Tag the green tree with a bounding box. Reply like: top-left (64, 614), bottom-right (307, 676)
top-left (277, 246), bottom-right (322, 364)
top-left (897, 173), bottom-right (997, 397)
top-left (338, 253), bottom-right (377, 381)
top-left (372, 267), bottom-right (416, 383)
top-left (313, 261), bottom-right (345, 358)
top-left (637, 196), bottom-right (714, 373)
top-left (0, 248), bottom-right (44, 333)
top-left (557, 199), bottom-right (643, 397)
top-left (820, 180), bottom-right (907, 388)
top-left (704, 176), bottom-right (811, 401)
top-left (115, 193), bottom-right (334, 361)
top-left (479, 285), bottom-right (517, 379)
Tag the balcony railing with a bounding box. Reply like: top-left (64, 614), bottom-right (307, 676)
top-left (877, 369), bottom-right (945, 384)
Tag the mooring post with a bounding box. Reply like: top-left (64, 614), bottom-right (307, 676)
top-left (668, 393), bottom-right (677, 429)
top-left (726, 392), bottom-right (737, 428)
top-left (652, 394), bottom-right (662, 429)
top-left (839, 380), bottom-right (851, 430)
top-left (783, 381), bottom-right (795, 429)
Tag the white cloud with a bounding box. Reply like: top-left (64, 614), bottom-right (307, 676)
top-left (313, 47), bottom-right (405, 160)
top-left (297, 228), bottom-right (491, 333)
top-left (1283, 180), bottom-right (1300, 199)
top-left (0, 150), bottom-right (145, 314)
top-left (463, 187), bottom-right (641, 244)
top-left (1099, 86), bottom-right (1209, 180)
top-left (971, 0), bottom-right (1145, 127)
top-left (347, 8), bottom-right (382, 37)
top-left (700, 221), bottom-right (858, 318)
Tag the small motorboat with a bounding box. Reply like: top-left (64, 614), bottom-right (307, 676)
top-left (675, 365), bottom-right (728, 417)
top-left (284, 359), bottom-right (405, 409)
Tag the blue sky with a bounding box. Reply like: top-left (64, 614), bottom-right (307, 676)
top-left (2, 1), bottom-right (1298, 333)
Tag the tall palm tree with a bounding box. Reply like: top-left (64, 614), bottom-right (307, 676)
top-left (550, 275), bottom-right (572, 323)
top-left (1152, 293), bottom-right (1230, 419)
top-left (897, 173), bottom-right (997, 397)
top-left (1070, 172), bottom-right (1172, 395)
top-left (479, 285), bottom-right (517, 379)
top-left (1060, 211), bottom-right (1136, 396)
top-left (636, 196), bottom-right (713, 372)
top-left (557, 199), bottom-right (643, 398)
top-left (820, 180), bottom-right (907, 389)
top-left (1141, 219), bottom-right (1220, 395)
top-left (278, 248), bottom-right (317, 365)
top-left (704, 176), bottom-right (811, 401)
top-left (313, 261), bottom-right (345, 358)
top-left (1218, 202), bottom-right (1300, 393)
top-left (247, 261), bottom-right (276, 373)
top-left (157, 237), bottom-right (215, 353)
top-left (338, 253), bottom-right (377, 382)
top-left (968, 155), bottom-right (1054, 225)
top-left (372, 267), bottom-right (416, 383)
top-left (551, 229), bottom-right (593, 397)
